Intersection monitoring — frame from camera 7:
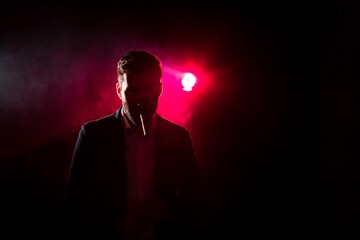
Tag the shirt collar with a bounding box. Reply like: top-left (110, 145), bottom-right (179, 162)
top-left (121, 107), bottom-right (156, 135)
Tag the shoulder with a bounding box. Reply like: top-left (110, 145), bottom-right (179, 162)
top-left (156, 115), bottom-right (190, 135)
top-left (80, 111), bottom-right (119, 134)
top-left (156, 115), bottom-right (194, 146)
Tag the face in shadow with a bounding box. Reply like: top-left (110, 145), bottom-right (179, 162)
top-left (116, 69), bottom-right (163, 127)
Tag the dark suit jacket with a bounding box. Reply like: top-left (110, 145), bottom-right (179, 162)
top-left (64, 108), bottom-right (202, 240)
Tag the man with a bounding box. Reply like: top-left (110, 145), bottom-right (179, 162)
top-left (64, 50), bottom-right (203, 240)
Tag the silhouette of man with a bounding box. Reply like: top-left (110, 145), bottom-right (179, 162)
top-left (64, 50), bottom-right (203, 240)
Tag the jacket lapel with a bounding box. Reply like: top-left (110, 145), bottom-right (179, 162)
top-left (154, 116), bottom-right (177, 200)
top-left (96, 108), bottom-right (127, 216)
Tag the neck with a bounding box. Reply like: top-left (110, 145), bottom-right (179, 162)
top-left (125, 112), bottom-right (154, 136)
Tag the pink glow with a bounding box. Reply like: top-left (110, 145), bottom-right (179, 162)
top-left (156, 63), bottom-right (206, 130)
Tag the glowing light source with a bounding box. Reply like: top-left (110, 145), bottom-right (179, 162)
top-left (181, 73), bottom-right (196, 91)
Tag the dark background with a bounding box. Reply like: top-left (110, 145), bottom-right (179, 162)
top-left (0, 0), bottom-right (358, 239)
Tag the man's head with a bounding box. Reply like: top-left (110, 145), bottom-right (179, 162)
top-left (116, 50), bottom-right (163, 127)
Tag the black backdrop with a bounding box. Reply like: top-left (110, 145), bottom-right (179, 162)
top-left (0, 1), bottom-right (358, 239)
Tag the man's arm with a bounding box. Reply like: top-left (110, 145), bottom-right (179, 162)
top-left (178, 131), bottom-right (205, 239)
top-left (63, 124), bottom-right (94, 239)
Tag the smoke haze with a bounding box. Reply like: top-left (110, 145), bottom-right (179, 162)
top-left (2, 1), bottom-right (351, 239)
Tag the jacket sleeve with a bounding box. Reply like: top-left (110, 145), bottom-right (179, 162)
top-left (63, 123), bottom-right (96, 239)
top-left (177, 131), bottom-right (205, 239)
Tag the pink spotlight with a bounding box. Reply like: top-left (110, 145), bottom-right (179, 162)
top-left (181, 73), bottom-right (196, 91)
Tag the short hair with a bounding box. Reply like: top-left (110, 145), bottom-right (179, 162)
top-left (117, 50), bottom-right (162, 82)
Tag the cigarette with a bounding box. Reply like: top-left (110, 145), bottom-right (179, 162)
top-left (139, 113), bottom-right (146, 136)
